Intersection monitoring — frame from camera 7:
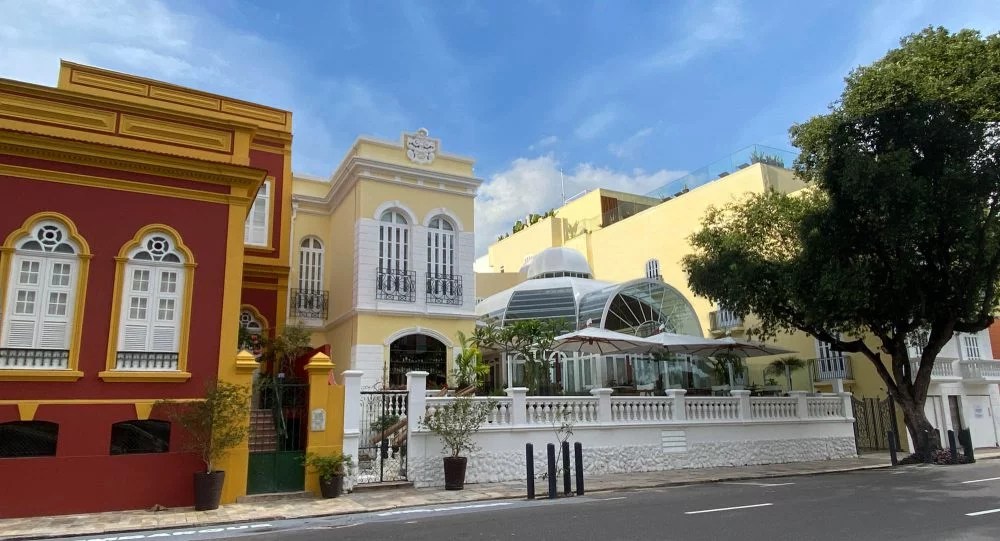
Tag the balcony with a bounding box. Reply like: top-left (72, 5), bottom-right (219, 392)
top-left (909, 358), bottom-right (961, 381)
top-left (959, 359), bottom-right (1000, 382)
top-left (815, 355), bottom-right (853, 381)
top-left (290, 288), bottom-right (329, 320)
top-left (426, 273), bottom-right (463, 306)
top-left (0, 348), bottom-right (69, 369)
top-left (708, 309), bottom-right (744, 335)
top-left (376, 268), bottom-right (416, 302)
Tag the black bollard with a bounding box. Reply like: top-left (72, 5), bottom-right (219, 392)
top-left (547, 443), bottom-right (557, 499)
top-left (888, 430), bottom-right (898, 466)
top-left (574, 442), bottom-right (584, 495)
top-left (960, 428), bottom-right (976, 463)
top-left (526, 443), bottom-right (535, 500)
top-left (562, 441), bottom-right (571, 495)
top-left (948, 430), bottom-right (958, 464)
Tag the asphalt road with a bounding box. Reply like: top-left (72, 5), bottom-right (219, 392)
top-left (58, 461), bottom-right (1000, 541)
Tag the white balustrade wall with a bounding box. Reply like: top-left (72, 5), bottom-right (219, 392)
top-left (344, 372), bottom-right (857, 490)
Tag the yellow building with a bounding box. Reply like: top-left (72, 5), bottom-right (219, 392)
top-left (477, 144), bottom-right (1000, 452)
top-left (290, 129), bottom-right (481, 389)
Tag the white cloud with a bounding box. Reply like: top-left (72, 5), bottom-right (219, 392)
top-left (608, 127), bottom-right (655, 158)
top-left (474, 155), bottom-right (686, 256)
top-left (529, 135), bottom-right (559, 151)
top-left (0, 0), bottom-right (402, 177)
top-left (575, 107), bottom-right (618, 140)
top-left (641, 0), bottom-right (745, 70)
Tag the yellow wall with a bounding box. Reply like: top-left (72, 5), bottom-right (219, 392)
top-left (488, 216), bottom-right (562, 272)
top-left (476, 272), bottom-right (525, 300)
top-left (359, 179), bottom-right (474, 230)
top-left (353, 138), bottom-right (474, 177)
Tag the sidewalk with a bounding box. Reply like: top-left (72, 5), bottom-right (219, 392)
top-left (2, 451), bottom-right (996, 540)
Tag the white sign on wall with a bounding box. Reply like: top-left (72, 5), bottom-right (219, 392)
top-left (310, 408), bottom-right (327, 431)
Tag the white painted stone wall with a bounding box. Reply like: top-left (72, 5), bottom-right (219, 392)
top-left (351, 344), bottom-right (385, 389)
top-left (407, 422), bottom-right (856, 488)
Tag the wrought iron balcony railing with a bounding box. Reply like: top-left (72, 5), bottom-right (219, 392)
top-left (0, 348), bottom-right (69, 369)
top-left (291, 288), bottom-right (329, 319)
top-left (814, 355), bottom-right (852, 380)
top-left (426, 273), bottom-right (463, 305)
top-left (376, 268), bottom-right (416, 302)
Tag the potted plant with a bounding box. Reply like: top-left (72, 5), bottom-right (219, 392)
top-left (159, 379), bottom-right (251, 511)
top-left (419, 397), bottom-right (497, 490)
top-left (303, 451), bottom-right (354, 498)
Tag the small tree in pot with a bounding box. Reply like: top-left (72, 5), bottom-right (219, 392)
top-left (303, 451), bottom-right (354, 498)
top-left (159, 380), bottom-right (251, 511)
top-left (419, 397), bottom-right (498, 490)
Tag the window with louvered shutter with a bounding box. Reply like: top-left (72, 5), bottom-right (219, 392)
top-left (115, 233), bottom-right (186, 370)
top-left (244, 181), bottom-right (270, 246)
top-left (1, 220), bottom-right (80, 365)
top-left (298, 237), bottom-right (324, 292)
top-left (378, 210), bottom-right (409, 273)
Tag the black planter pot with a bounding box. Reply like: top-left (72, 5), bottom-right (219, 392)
top-left (193, 470), bottom-right (226, 511)
top-left (319, 475), bottom-right (344, 498)
top-left (443, 456), bottom-right (467, 490)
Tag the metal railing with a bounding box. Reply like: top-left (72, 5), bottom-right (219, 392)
top-left (290, 288), bottom-right (328, 319)
top-left (646, 144), bottom-right (799, 201)
top-left (815, 355), bottom-right (852, 380)
top-left (115, 351), bottom-right (179, 371)
top-left (0, 348), bottom-right (69, 369)
top-left (425, 273), bottom-right (463, 305)
top-left (376, 268), bottom-right (416, 302)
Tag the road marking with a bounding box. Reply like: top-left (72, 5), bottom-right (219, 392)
top-left (76, 524), bottom-right (273, 541)
top-left (967, 508), bottom-right (1000, 517)
top-left (685, 503), bottom-right (773, 515)
top-left (961, 476), bottom-right (1000, 484)
top-left (722, 482), bottom-right (795, 487)
top-left (595, 496), bottom-right (627, 501)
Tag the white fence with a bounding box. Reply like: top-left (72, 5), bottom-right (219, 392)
top-left (342, 371), bottom-right (857, 489)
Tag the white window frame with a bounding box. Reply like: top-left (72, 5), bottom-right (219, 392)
top-left (245, 180), bottom-right (271, 246)
top-left (426, 216), bottom-right (456, 278)
top-left (645, 258), bottom-right (660, 280)
top-left (298, 237), bottom-right (324, 292)
top-left (379, 210), bottom-right (410, 273)
top-left (116, 234), bottom-right (186, 368)
top-left (963, 334), bottom-right (982, 360)
top-left (1, 221), bottom-right (80, 363)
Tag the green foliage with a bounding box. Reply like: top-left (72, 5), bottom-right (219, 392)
top-left (371, 414), bottom-right (401, 435)
top-left (683, 26), bottom-right (1000, 457)
top-left (452, 330), bottom-right (490, 389)
top-left (419, 397), bottom-right (499, 458)
top-left (303, 451), bottom-right (354, 482)
top-left (507, 318), bottom-right (569, 394)
top-left (749, 149), bottom-right (786, 168)
top-left (262, 322), bottom-right (312, 377)
top-left (765, 356), bottom-right (806, 390)
top-left (159, 380), bottom-right (251, 473)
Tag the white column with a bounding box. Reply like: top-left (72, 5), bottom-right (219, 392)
top-left (342, 370), bottom-right (363, 490)
top-left (731, 389), bottom-right (751, 420)
top-left (666, 389), bottom-right (687, 421)
top-left (506, 387), bottom-right (528, 425)
top-left (407, 371), bottom-right (429, 436)
top-left (840, 391), bottom-right (854, 420)
top-left (591, 388), bottom-right (613, 423)
top-left (833, 378), bottom-right (845, 393)
top-left (788, 390), bottom-right (809, 419)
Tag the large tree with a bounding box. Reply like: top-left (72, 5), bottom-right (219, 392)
top-left (683, 27), bottom-right (1000, 459)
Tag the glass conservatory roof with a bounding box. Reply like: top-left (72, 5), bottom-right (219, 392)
top-left (577, 279), bottom-right (702, 337)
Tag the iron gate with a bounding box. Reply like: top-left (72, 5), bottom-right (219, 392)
top-left (357, 390), bottom-right (409, 484)
top-left (247, 380), bottom-right (308, 494)
top-left (852, 395), bottom-right (900, 452)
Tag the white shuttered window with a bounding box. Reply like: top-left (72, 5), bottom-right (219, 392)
top-left (244, 181), bottom-right (270, 246)
top-left (1, 222), bottom-right (80, 362)
top-left (298, 237), bottom-right (324, 291)
top-left (116, 233), bottom-right (186, 369)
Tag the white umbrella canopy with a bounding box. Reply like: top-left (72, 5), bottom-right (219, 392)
top-left (685, 337), bottom-right (794, 358)
top-left (552, 327), bottom-right (654, 355)
top-left (628, 332), bottom-right (723, 355)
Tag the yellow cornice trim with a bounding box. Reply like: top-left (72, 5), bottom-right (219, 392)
top-left (0, 370), bottom-right (84, 382)
top-left (0, 132), bottom-right (266, 188)
top-left (0, 162), bottom-right (237, 206)
top-left (98, 370), bottom-right (193, 382)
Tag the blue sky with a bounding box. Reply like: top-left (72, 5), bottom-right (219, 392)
top-left (1, 0), bottom-right (998, 254)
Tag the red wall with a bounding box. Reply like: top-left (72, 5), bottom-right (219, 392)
top-left (241, 286), bottom-right (278, 332)
top-left (990, 321), bottom-right (1000, 359)
top-left (0, 167), bottom-right (230, 401)
top-left (0, 404), bottom-right (203, 518)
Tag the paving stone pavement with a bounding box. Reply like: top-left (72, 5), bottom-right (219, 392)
top-left (3, 451), bottom-right (998, 540)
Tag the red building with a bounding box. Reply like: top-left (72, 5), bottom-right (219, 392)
top-left (0, 62), bottom-right (293, 517)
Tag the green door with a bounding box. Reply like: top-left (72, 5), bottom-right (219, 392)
top-left (247, 382), bottom-right (308, 494)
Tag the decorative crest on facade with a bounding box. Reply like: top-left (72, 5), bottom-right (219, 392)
top-left (404, 128), bottom-right (438, 165)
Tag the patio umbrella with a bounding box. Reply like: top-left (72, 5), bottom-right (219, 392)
top-left (551, 327), bottom-right (653, 355)
top-left (626, 332), bottom-right (723, 355)
top-left (684, 337), bottom-right (794, 358)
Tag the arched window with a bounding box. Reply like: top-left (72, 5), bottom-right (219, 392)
top-left (298, 237), bottom-right (324, 292)
top-left (377, 210), bottom-right (414, 301)
top-left (426, 215), bottom-right (461, 304)
top-left (1, 220), bottom-right (81, 369)
top-left (115, 232), bottom-right (186, 370)
top-left (645, 259), bottom-right (660, 280)
top-left (239, 308), bottom-right (265, 358)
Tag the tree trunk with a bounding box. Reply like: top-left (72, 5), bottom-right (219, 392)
top-left (898, 397), bottom-right (941, 461)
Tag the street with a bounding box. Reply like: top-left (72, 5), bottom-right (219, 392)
top-left (57, 461), bottom-right (1000, 541)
